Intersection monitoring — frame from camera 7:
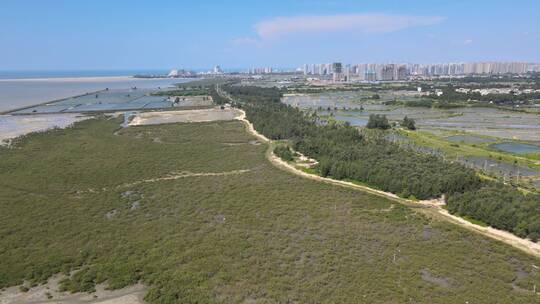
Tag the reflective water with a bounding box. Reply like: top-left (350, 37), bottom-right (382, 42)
top-left (490, 142), bottom-right (540, 154)
top-left (9, 88), bottom-right (178, 114)
top-left (0, 77), bottom-right (189, 112)
top-left (282, 92), bottom-right (540, 141)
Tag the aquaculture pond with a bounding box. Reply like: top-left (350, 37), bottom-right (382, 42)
top-left (490, 142), bottom-right (540, 154)
top-left (318, 111), bottom-right (368, 126)
top-left (8, 88), bottom-right (170, 114)
top-left (283, 92), bottom-right (540, 141)
top-left (457, 155), bottom-right (539, 177)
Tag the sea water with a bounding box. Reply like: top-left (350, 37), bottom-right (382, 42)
top-left (0, 71), bottom-right (190, 112)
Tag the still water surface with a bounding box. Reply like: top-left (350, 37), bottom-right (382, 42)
top-left (0, 77), bottom-right (188, 112)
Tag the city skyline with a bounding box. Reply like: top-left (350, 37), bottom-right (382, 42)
top-left (1, 0), bottom-right (540, 70)
top-left (298, 61), bottom-right (538, 80)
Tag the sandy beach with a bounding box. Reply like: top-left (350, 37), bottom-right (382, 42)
top-left (0, 76), bottom-right (135, 82)
top-left (0, 114), bottom-right (91, 145)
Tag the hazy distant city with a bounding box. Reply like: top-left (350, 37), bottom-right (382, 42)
top-left (163, 61), bottom-right (540, 81)
top-left (300, 61), bottom-right (538, 80)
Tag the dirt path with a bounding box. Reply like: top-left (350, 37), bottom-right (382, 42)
top-left (235, 110), bottom-right (540, 257)
top-left (118, 169), bottom-right (252, 188)
top-left (77, 169), bottom-right (253, 195)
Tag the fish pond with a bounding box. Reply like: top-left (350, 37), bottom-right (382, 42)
top-left (283, 92), bottom-right (540, 141)
top-left (490, 142), bottom-right (540, 154)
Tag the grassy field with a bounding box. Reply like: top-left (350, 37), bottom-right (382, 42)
top-left (1, 117), bottom-right (540, 303)
top-left (400, 129), bottom-right (540, 170)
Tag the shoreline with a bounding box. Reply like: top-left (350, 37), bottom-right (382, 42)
top-left (0, 75), bottom-right (136, 82)
top-left (0, 113), bottom-right (92, 145)
top-left (0, 76), bottom-right (194, 82)
top-left (0, 77), bottom-right (194, 113)
top-left (0, 89), bottom-right (106, 115)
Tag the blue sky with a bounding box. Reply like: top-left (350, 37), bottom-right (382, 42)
top-left (0, 0), bottom-right (539, 70)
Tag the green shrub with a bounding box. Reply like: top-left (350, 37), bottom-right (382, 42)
top-left (273, 145), bottom-right (294, 161)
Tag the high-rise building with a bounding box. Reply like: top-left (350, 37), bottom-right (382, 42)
top-left (381, 64), bottom-right (394, 81)
top-left (365, 69), bottom-right (377, 81)
top-left (301, 61), bottom-right (531, 80)
top-left (332, 62), bottom-right (342, 74)
top-left (396, 65), bottom-right (407, 80)
top-left (344, 64), bottom-right (351, 81)
top-left (332, 62), bottom-right (343, 82)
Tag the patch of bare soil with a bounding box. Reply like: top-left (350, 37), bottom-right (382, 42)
top-left (420, 268), bottom-right (453, 288)
top-left (0, 275), bottom-right (146, 304)
top-left (117, 169), bottom-right (252, 188)
top-left (76, 169), bottom-right (253, 195)
top-left (422, 225), bottom-right (439, 240)
top-left (128, 108), bottom-right (241, 126)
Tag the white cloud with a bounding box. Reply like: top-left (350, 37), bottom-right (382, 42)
top-left (464, 39), bottom-right (473, 45)
top-left (253, 13), bottom-right (445, 39)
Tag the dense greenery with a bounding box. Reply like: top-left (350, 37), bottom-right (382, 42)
top-left (384, 97), bottom-right (467, 109)
top-left (3, 118), bottom-right (539, 303)
top-left (401, 116), bottom-right (416, 130)
top-left (226, 85), bottom-right (540, 240)
top-left (210, 87), bottom-right (228, 105)
top-left (228, 86), bottom-right (481, 200)
top-left (273, 145), bottom-right (294, 161)
top-left (366, 114), bottom-right (391, 130)
top-left (447, 184), bottom-right (540, 240)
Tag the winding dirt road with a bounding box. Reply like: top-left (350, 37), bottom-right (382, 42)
top-left (235, 110), bottom-right (540, 257)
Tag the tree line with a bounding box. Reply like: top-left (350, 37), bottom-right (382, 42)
top-left (225, 85), bottom-right (540, 241)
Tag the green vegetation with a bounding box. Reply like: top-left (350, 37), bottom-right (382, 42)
top-left (225, 85), bottom-right (540, 240)
top-left (273, 144), bottom-right (294, 161)
top-left (400, 130), bottom-right (540, 173)
top-left (401, 116), bottom-right (416, 130)
top-left (1, 116), bottom-right (540, 303)
top-left (366, 114), bottom-right (391, 130)
top-left (397, 130), bottom-right (540, 239)
top-left (461, 215), bottom-right (489, 227)
top-left (228, 86), bottom-right (481, 200)
top-left (447, 185), bottom-right (540, 241)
